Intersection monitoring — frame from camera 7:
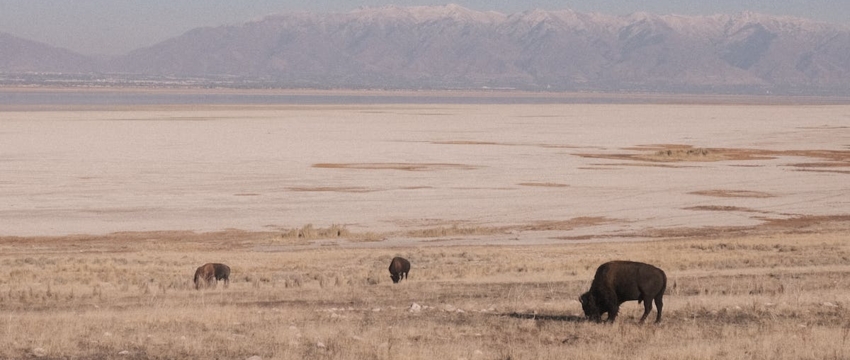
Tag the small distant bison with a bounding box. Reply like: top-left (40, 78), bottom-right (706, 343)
top-left (388, 257), bottom-right (410, 284)
top-left (579, 261), bottom-right (667, 323)
top-left (194, 263), bottom-right (231, 290)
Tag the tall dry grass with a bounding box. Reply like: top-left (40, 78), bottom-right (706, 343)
top-left (1, 229), bottom-right (850, 359)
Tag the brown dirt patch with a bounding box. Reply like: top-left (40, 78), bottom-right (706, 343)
top-left (519, 217), bottom-right (614, 231)
top-left (577, 166), bottom-right (622, 170)
top-left (313, 163), bottom-right (479, 171)
top-left (683, 205), bottom-right (769, 213)
top-left (690, 190), bottom-right (775, 198)
top-left (517, 182), bottom-right (569, 188)
top-left (760, 214), bottom-right (850, 231)
top-left (429, 141), bottom-right (586, 150)
top-left (793, 169), bottom-right (850, 174)
top-left (786, 156), bottom-right (850, 173)
top-left (589, 162), bottom-right (692, 168)
top-left (538, 144), bottom-right (588, 149)
top-left (431, 140), bottom-right (508, 146)
top-left (288, 186), bottom-right (374, 193)
top-left (787, 162), bottom-right (850, 169)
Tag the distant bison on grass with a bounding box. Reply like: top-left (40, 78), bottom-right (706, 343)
top-left (388, 257), bottom-right (410, 284)
top-left (194, 263), bottom-right (231, 290)
top-left (579, 261), bottom-right (666, 323)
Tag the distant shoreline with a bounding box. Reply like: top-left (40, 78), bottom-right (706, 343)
top-left (2, 86), bottom-right (848, 110)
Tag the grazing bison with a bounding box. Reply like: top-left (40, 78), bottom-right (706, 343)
top-left (193, 263), bottom-right (231, 290)
top-left (579, 261), bottom-right (666, 323)
top-left (388, 257), bottom-right (410, 284)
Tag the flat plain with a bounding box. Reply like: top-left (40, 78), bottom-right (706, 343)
top-left (1, 90), bottom-right (849, 359)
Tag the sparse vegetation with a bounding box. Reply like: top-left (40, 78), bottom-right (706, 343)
top-left (657, 147), bottom-right (711, 157)
top-left (579, 144), bottom-right (850, 165)
top-left (280, 224), bottom-right (350, 240)
top-left (2, 229), bottom-right (849, 359)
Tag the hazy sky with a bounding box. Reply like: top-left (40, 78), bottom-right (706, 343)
top-left (1, 0), bottom-right (847, 56)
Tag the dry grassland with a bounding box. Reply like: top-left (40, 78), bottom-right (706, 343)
top-left (2, 221), bottom-right (850, 360)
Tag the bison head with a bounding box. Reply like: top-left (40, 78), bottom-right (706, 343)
top-left (390, 273), bottom-right (401, 283)
top-left (579, 292), bottom-right (602, 322)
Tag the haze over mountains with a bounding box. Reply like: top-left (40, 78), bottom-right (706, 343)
top-left (3, 5), bottom-right (850, 94)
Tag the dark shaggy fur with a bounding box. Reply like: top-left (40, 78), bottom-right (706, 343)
top-left (193, 263), bottom-right (231, 290)
top-left (388, 257), bottom-right (410, 284)
top-left (579, 261), bottom-right (667, 323)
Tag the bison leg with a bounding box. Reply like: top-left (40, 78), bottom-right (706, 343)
top-left (606, 305), bottom-right (619, 323)
top-left (639, 296), bottom-right (653, 323)
top-left (601, 290), bottom-right (619, 323)
top-left (654, 296), bottom-right (663, 323)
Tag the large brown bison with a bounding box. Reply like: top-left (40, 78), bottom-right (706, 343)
top-left (388, 257), bottom-right (410, 284)
top-left (193, 263), bottom-right (231, 290)
top-left (579, 261), bottom-right (666, 323)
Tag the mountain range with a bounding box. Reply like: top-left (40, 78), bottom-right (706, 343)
top-left (3, 5), bottom-right (850, 94)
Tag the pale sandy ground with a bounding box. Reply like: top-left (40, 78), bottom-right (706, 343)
top-left (1, 101), bottom-right (849, 246)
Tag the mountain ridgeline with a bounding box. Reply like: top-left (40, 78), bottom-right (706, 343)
top-left (4, 5), bottom-right (850, 94)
